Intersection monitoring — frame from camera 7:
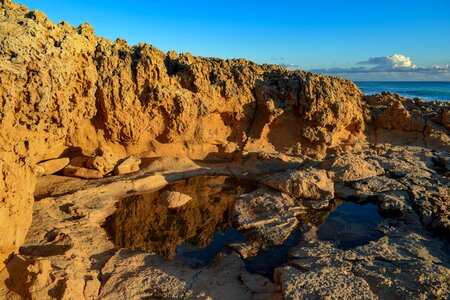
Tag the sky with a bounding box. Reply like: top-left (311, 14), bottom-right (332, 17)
top-left (17, 0), bottom-right (450, 81)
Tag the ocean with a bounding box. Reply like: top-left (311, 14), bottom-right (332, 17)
top-left (354, 81), bottom-right (450, 102)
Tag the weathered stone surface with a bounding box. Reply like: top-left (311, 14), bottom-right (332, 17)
top-left (36, 157), bottom-right (70, 176)
top-left (99, 250), bottom-right (254, 299)
top-left (280, 266), bottom-right (377, 300)
top-left (0, 0), bottom-right (370, 264)
top-left (113, 155), bottom-right (141, 175)
top-left (0, 1), bottom-right (449, 299)
top-left (232, 187), bottom-right (305, 258)
top-left (365, 93), bottom-right (450, 150)
top-left (284, 220), bottom-right (450, 300)
top-left (330, 153), bottom-right (384, 182)
top-left (240, 273), bottom-right (281, 294)
top-left (87, 145), bottom-right (119, 175)
top-left (263, 167), bottom-right (334, 201)
top-left (378, 191), bottom-right (408, 217)
top-left (62, 165), bottom-right (103, 179)
top-left (68, 156), bottom-right (89, 168)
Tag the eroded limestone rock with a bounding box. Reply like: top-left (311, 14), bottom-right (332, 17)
top-left (36, 157), bottom-right (70, 176)
top-left (114, 156), bottom-right (141, 175)
top-left (263, 167), bottom-right (334, 208)
top-left (232, 187), bottom-right (305, 258)
top-left (63, 165), bottom-right (103, 179)
top-left (87, 145), bottom-right (119, 175)
top-left (330, 153), bottom-right (384, 183)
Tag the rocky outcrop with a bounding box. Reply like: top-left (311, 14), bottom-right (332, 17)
top-left (0, 0), bottom-right (370, 267)
top-left (365, 92), bottom-right (450, 150)
top-left (263, 167), bottom-right (334, 208)
top-left (0, 1), bottom-right (449, 298)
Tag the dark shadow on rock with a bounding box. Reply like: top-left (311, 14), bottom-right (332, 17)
top-left (19, 245), bottom-right (71, 257)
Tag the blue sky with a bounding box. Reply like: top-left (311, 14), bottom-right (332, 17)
top-left (18, 0), bottom-right (450, 81)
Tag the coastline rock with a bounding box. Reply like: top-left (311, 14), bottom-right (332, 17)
top-left (263, 167), bottom-right (334, 203)
top-left (330, 153), bottom-right (384, 183)
top-left (280, 265), bottom-right (377, 299)
top-left (99, 250), bottom-right (254, 299)
top-left (232, 187), bottom-right (305, 258)
top-left (114, 156), bottom-right (141, 175)
top-left (36, 157), bottom-right (70, 176)
top-left (0, 1), bottom-right (449, 299)
top-left (366, 93), bottom-right (450, 150)
top-left (0, 0), bottom-right (369, 262)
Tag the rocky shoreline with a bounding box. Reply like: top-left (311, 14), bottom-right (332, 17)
top-left (0, 1), bottom-right (449, 299)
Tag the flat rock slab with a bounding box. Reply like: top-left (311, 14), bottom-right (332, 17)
top-left (63, 165), bottom-right (103, 179)
top-left (99, 249), bottom-right (254, 299)
top-left (232, 187), bottom-right (305, 258)
top-left (36, 157), bottom-right (70, 175)
top-left (330, 153), bottom-right (384, 183)
top-left (280, 266), bottom-right (377, 300)
top-left (263, 167), bottom-right (334, 202)
top-left (114, 156), bottom-right (141, 175)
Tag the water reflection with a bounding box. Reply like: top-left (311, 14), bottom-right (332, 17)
top-left (105, 176), bottom-right (384, 277)
top-left (317, 202), bottom-right (383, 249)
top-left (104, 176), bottom-right (258, 259)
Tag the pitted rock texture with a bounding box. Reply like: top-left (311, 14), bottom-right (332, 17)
top-left (366, 92), bottom-right (450, 150)
top-left (0, 2), bottom-right (449, 298)
top-left (0, 0), bottom-right (368, 265)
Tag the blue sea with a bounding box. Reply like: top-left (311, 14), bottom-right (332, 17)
top-left (354, 81), bottom-right (450, 102)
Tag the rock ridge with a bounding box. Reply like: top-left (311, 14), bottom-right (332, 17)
top-left (0, 2), bottom-right (449, 298)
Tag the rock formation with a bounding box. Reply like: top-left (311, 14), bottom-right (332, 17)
top-left (0, 1), bottom-right (449, 299)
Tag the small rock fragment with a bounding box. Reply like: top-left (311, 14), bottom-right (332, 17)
top-left (378, 191), bottom-right (408, 217)
top-left (159, 191), bottom-right (192, 208)
top-left (36, 157), bottom-right (70, 175)
top-left (114, 156), bottom-right (141, 175)
top-left (87, 145), bottom-right (119, 175)
top-left (63, 165), bottom-right (103, 179)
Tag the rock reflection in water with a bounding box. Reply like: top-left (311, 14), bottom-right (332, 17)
top-left (104, 176), bottom-right (258, 259)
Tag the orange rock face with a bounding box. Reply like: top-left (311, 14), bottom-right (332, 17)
top-left (0, 0), bottom-right (369, 266)
top-left (1, 0), bottom-right (449, 275)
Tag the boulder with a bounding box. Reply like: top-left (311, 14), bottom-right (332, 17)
top-left (263, 167), bottom-right (334, 201)
top-left (113, 156), bottom-right (141, 175)
top-left (36, 157), bottom-right (70, 175)
top-left (87, 145), bottom-right (119, 175)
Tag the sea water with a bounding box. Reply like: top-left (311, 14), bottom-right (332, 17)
top-left (355, 81), bottom-right (450, 101)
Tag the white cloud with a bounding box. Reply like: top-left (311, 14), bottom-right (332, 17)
top-left (358, 54), bottom-right (417, 70)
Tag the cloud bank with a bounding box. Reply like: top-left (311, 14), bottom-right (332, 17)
top-left (279, 63), bottom-right (299, 68)
top-left (358, 54), bottom-right (417, 70)
top-left (310, 54), bottom-right (449, 76)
